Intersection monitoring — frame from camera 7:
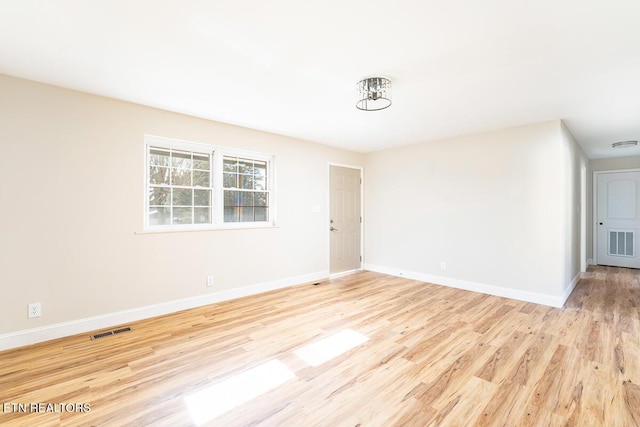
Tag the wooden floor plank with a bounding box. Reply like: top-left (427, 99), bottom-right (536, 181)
top-left (1, 266), bottom-right (639, 426)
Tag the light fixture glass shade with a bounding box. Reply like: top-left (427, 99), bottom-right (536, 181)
top-left (356, 77), bottom-right (391, 111)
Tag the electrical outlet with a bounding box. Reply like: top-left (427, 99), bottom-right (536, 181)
top-left (28, 303), bottom-right (41, 318)
top-left (207, 276), bottom-right (214, 287)
top-left (440, 262), bottom-right (447, 271)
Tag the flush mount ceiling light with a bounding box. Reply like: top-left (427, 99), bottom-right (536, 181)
top-left (611, 140), bottom-right (638, 148)
top-left (356, 77), bottom-right (391, 111)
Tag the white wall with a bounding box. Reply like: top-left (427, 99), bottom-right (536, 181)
top-left (560, 122), bottom-right (587, 290)
top-left (364, 120), bottom-right (586, 306)
top-left (0, 74), bottom-right (363, 344)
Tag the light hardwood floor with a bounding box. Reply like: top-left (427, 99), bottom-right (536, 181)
top-left (1, 266), bottom-right (639, 426)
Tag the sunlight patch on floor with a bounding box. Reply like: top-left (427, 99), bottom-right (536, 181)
top-left (184, 359), bottom-right (295, 425)
top-left (294, 329), bottom-right (369, 367)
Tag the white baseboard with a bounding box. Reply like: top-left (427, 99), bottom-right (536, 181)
top-left (0, 271), bottom-right (328, 352)
top-left (560, 272), bottom-right (582, 306)
top-left (329, 268), bottom-right (363, 279)
top-left (363, 263), bottom-right (569, 308)
top-left (587, 258), bottom-right (594, 266)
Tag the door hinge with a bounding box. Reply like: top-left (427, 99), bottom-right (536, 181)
top-left (360, 255), bottom-right (362, 262)
top-left (360, 216), bottom-right (362, 223)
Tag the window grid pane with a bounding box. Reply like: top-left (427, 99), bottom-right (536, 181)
top-left (149, 149), bottom-right (170, 166)
top-left (222, 155), bottom-right (270, 224)
top-left (223, 157), bottom-right (269, 191)
top-left (147, 146), bottom-right (213, 226)
top-left (223, 189), bottom-right (269, 223)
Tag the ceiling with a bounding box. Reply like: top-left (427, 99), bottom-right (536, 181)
top-left (2, 1), bottom-right (640, 159)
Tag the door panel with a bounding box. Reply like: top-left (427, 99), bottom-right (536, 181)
top-left (597, 171), bottom-right (640, 268)
top-left (330, 166), bottom-right (361, 274)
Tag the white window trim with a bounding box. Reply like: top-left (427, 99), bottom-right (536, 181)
top-left (143, 135), bottom-right (276, 232)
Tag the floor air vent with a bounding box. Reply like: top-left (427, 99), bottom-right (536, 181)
top-left (91, 326), bottom-right (132, 340)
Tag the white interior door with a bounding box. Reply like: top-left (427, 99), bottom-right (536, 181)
top-left (330, 165), bottom-right (361, 275)
top-left (596, 171), bottom-right (640, 268)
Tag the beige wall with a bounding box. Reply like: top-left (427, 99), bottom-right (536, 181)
top-left (587, 155), bottom-right (640, 261)
top-left (364, 120), bottom-right (586, 303)
top-left (0, 72), bottom-right (598, 342)
top-left (590, 155), bottom-right (640, 172)
top-left (0, 74), bottom-right (364, 335)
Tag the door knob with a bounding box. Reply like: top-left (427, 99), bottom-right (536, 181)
top-left (330, 227), bottom-right (338, 231)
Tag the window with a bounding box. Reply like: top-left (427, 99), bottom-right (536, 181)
top-left (145, 136), bottom-right (273, 230)
top-left (223, 156), bottom-right (269, 222)
top-left (148, 147), bottom-right (212, 226)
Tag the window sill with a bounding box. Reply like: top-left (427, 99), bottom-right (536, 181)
top-left (135, 223), bottom-right (278, 235)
